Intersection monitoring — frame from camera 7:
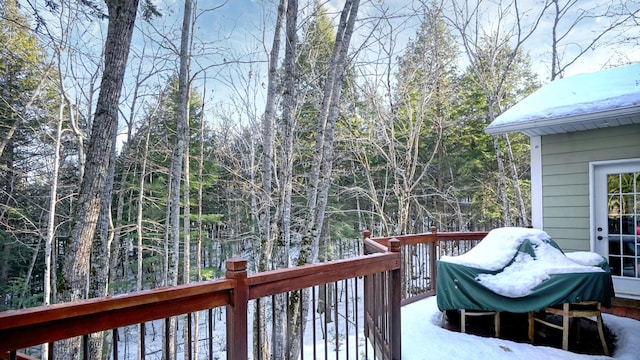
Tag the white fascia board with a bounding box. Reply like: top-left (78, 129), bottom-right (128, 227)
top-left (484, 105), bottom-right (640, 136)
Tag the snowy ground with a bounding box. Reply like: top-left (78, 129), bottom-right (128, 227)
top-left (403, 296), bottom-right (640, 360)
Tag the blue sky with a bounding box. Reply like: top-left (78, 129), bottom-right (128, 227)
top-left (20, 0), bottom-right (638, 139)
top-left (124, 0), bottom-right (638, 136)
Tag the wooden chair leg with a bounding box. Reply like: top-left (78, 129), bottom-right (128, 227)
top-left (596, 313), bottom-right (609, 356)
top-left (461, 309), bottom-right (466, 333)
top-left (528, 311), bottom-right (534, 343)
top-left (562, 303), bottom-right (570, 351)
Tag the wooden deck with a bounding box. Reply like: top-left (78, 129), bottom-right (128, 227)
top-left (603, 298), bottom-right (640, 321)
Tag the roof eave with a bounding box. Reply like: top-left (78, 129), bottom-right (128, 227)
top-left (485, 104), bottom-right (640, 136)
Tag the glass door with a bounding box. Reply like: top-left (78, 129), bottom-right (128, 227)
top-left (594, 160), bottom-right (640, 299)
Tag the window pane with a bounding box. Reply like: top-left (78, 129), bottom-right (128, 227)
top-left (608, 195), bottom-right (621, 217)
top-left (609, 256), bottom-right (621, 276)
top-left (608, 174), bottom-right (620, 193)
top-left (609, 237), bottom-right (621, 255)
top-left (621, 173), bottom-right (634, 193)
top-left (622, 257), bottom-right (637, 278)
top-left (622, 215), bottom-right (635, 235)
top-left (622, 236), bottom-right (636, 256)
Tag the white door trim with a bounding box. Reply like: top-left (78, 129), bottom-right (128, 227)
top-left (590, 158), bottom-right (640, 299)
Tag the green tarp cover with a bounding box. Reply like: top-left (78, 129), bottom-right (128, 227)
top-left (436, 237), bottom-right (614, 313)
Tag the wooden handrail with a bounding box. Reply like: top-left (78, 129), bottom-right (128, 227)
top-left (0, 280), bottom-right (235, 352)
top-left (248, 252), bottom-right (399, 299)
top-left (0, 246), bottom-right (403, 357)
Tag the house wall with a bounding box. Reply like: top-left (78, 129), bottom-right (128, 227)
top-left (541, 123), bottom-right (640, 252)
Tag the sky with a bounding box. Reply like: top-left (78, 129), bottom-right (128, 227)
top-left (17, 0), bottom-right (640, 146)
top-left (160, 0), bottom-right (640, 133)
top-left (189, 0), bottom-right (640, 81)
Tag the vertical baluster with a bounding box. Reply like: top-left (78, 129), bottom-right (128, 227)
top-left (164, 317), bottom-right (170, 357)
top-left (355, 277), bottom-right (360, 360)
top-left (344, 279), bottom-right (349, 360)
top-left (299, 290), bottom-right (304, 360)
top-left (312, 286), bottom-right (317, 359)
top-left (286, 292), bottom-right (290, 360)
top-left (272, 295), bottom-right (276, 360)
top-left (140, 323), bottom-right (145, 359)
top-left (324, 285), bottom-right (328, 360)
top-left (208, 309), bottom-right (213, 359)
top-left (187, 312), bottom-right (192, 360)
top-left (334, 281), bottom-right (339, 360)
top-left (82, 334), bottom-right (89, 360)
top-left (112, 328), bottom-right (118, 360)
top-left (256, 298), bottom-right (261, 360)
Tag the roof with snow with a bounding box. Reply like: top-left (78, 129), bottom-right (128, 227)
top-left (485, 62), bottom-right (640, 136)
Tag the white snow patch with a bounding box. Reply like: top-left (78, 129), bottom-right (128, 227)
top-left (402, 296), bottom-right (640, 360)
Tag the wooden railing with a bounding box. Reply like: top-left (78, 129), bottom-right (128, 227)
top-left (0, 228), bottom-right (487, 360)
top-left (362, 227), bottom-right (486, 360)
top-left (364, 227), bottom-right (487, 305)
top-left (0, 244), bottom-right (402, 359)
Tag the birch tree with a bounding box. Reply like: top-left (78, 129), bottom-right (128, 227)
top-left (388, 4), bottom-right (460, 234)
top-left (164, 0), bottom-right (194, 357)
top-left (284, 0), bottom-right (361, 357)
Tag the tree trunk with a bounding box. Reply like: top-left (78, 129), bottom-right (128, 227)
top-left (273, 0), bottom-right (298, 357)
top-left (492, 135), bottom-right (511, 226)
top-left (254, 2), bottom-right (285, 358)
top-left (291, 0), bottom-right (360, 357)
top-left (57, 1), bottom-right (139, 358)
top-left (300, 0), bottom-right (360, 266)
top-left (165, 1), bottom-right (193, 358)
top-left (89, 133), bottom-right (117, 360)
top-left (193, 84), bottom-right (207, 360)
top-left (503, 134), bottom-right (528, 226)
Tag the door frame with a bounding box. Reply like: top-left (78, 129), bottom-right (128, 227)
top-left (590, 158), bottom-right (640, 299)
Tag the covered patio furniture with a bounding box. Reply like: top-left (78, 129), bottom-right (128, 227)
top-left (437, 227), bottom-right (614, 338)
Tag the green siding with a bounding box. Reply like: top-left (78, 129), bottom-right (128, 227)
top-left (541, 124), bottom-right (640, 252)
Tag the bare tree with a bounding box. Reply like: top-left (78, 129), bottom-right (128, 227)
top-left (547, 0), bottom-right (640, 80)
top-left (164, 0), bottom-right (194, 357)
top-left (56, 1), bottom-right (140, 358)
top-left (299, 0), bottom-right (360, 265)
top-left (445, 0), bottom-right (547, 226)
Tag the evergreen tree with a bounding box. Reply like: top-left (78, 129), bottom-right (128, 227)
top-left (0, 0), bottom-right (57, 311)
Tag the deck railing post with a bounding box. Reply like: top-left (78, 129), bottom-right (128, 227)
top-left (429, 226), bottom-right (438, 293)
top-left (363, 230), bottom-right (371, 254)
top-left (388, 239), bottom-right (401, 360)
top-left (226, 257), bottom-right (248, 360)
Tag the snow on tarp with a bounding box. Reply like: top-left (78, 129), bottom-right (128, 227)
top-left (485, 62), bottom-right (640, 132)
top-left (436, 227), bottom-right (614, 312)
top-left (440, 227), bottom-right (604, 297)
